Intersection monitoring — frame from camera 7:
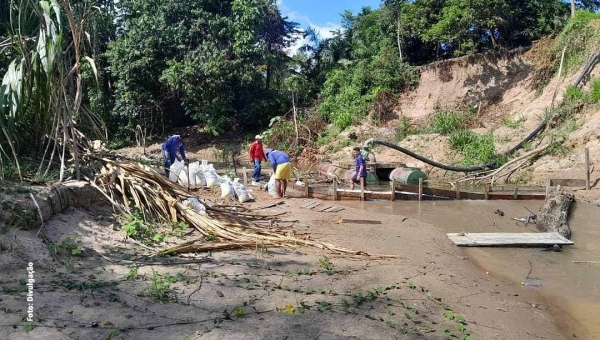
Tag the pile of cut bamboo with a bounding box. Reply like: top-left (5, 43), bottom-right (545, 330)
top-left (90, 158), bottom-right (391, 258)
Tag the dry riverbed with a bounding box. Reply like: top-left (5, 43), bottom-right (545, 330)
top-left (0, 188), bottom-right (566, 340)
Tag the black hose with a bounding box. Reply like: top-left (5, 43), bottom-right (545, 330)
top-left (369, 121), bottom-right (546, 173)
top-left (368, 140), bottom-right (496, 172)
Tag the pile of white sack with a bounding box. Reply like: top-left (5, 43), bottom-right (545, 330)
top-left (169, 160), bottom-right (253, 203)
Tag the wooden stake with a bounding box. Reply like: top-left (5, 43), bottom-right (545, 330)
top-left (390, 181), bottom-right (396, 201)
top-left (303, 178), bottom-right (309, 198)
top-left (186, 164), bottom-right (190, 193)
top-left (333, 180), bottom-right (338, 201)
top-left (360, 179), bottom-right (365, 201)
top-left (455, 181), bottom-right (461, 200)
top-left (484, 183), bottom-right (490, 200)
top-left (585, 147), bottom-right (590, 191)
top-left (546, 179), bottom-right (551, 198)
top-left (552, 47), bottom-right (567, 109)
top-left (514, 187), bottom-right (519, 200)
top-left (242, 167), bottom-right (248, 186)
top-left (418, 178), bottom-right (423, 201)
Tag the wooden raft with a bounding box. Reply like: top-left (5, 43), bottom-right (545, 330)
top-left (447, 232), bottom-right (574, 247)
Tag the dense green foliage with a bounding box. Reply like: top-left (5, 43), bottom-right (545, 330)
top-left (2, 0), bottom-right (599, 164)
top-left (105, 0), bottom-right (298, 136)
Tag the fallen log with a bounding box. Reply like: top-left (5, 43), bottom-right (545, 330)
top-left (536, 186), bottom-right (574, 239)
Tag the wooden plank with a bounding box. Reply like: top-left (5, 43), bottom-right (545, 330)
top-left (330, 207), bottom-right (345, 213)
top-left (317, 205), bottom-right (333, 212)
top-left (447, 232), bottom-right (574, 247)
top-left (301, 201), bottom-right (318, 208)
top-left (323, 206), bottom-right (337, 213)
top-left (306, 202), bottom-right (321, 209)
top-left (489, 193), bottom-right (546, 200)
top-left (338, 218), bottom-right (382, 225)
top-left (549, 179), bottom-right (587, 187)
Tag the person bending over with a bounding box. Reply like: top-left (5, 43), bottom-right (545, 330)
top-left (266, 149), bottom-right (291, 199)
top-left (162, 134), bottom-right (187, 178)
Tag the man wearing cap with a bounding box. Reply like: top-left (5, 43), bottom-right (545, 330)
top-left (162, 134), bottom-right (187, 178)
top-left (266, 149), bottom-right (291, 198)
top-left (248, 135), bottom-right (266, 186)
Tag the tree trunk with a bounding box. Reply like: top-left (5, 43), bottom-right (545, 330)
top-left (571, 0), bottom-right (576, 18)
top-left (536, 186), bottom-right (574, 239)
top-left (396, 18), bottom-right (403, 63)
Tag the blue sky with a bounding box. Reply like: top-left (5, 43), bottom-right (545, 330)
top-left (278, 0), bottom-right (382, 54)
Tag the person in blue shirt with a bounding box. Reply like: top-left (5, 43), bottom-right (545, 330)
top-left (161, 134), bottom-right (188, 177)
top-left (350, 147), bottom-right (367, 190)
top-left (265, 149), bottom-right (291, 198)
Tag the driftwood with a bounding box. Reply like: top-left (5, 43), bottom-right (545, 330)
top-left (536, 186), bottom-right (574, 239)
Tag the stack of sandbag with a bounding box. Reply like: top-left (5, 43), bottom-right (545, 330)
top-left (178, 162), bottom-right (207, 188)
top-left (233, 179), bottom-right (253, 203)
top-left (203, 164), bottom-right (220, 188)
top-left (220, 176), bottom-right (235, 199)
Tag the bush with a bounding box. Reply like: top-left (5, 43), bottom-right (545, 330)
top-left (587, 78), bottom-right (600, 103)
top-left (564, 85), bottom-right (585, 103)
top-left (555, 11), bottom-right (600, 72)
top-left (448, 130), bottom-right (504, 166)
top-left (429, 108), bottom-right (475, 135)
top-left (395, 116), bottom-right (426, 141)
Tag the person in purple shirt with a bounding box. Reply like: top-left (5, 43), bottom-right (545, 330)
top-left (350, 147), bottom-right (367, 190)
top-left (161, 134), bottom-right (188, 177)
top-left (266, 149), bottom-right (292, 198)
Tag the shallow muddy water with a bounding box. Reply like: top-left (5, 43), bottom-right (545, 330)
top-left (342, 199), bottom-right (600, 339)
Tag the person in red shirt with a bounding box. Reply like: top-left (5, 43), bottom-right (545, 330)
top-left (248, 135), bottom-right (266, 185)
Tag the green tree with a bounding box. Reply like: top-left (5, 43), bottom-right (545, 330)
top-left (107, 0), bottom-right (297, 137)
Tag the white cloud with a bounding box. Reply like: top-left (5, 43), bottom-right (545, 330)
top-left (279, 0), bottom-right (341, 55)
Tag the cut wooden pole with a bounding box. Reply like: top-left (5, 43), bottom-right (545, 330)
top-left (303, 178), bottom-right (309, 198)
top-left (390, 181), bottom-right (396, 201)
top-left (552, 47), bottom-right (567, 109)
top-left (360, 179), bottom-right (365, 201)
top-left (243, 167), bottom-right (248, 186)
top-left (546, 179), bottom-right (551, 198)
top-left (455, 181), bottom-right (460, 200)
top-left (585, 148), bottom-right (590, 191)
top-left (333, 180), bottom-right (339, 201)
top-left (514, 187), bottom-right (519, 200)
top-left (484, 183), bottom-right (490, 200)
top-left (418, 178), bottom-right (423, 201)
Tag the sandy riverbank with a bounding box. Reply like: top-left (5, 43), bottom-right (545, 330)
top-left (0, 186), bottom-right (567, 340)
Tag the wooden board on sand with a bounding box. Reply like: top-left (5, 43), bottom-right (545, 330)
top-left (447, 232), bottom-right (574, 247)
